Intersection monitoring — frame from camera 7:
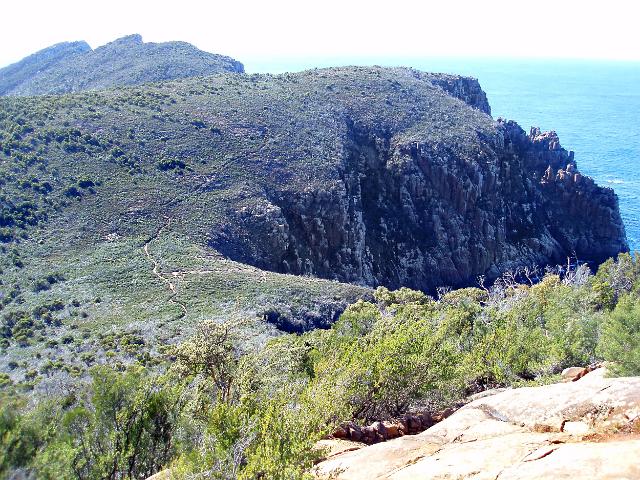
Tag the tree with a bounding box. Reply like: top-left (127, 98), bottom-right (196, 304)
top-left (597, 295), bottom-right (640, 376)
top-left (173, 320), bottom-right (241, 405)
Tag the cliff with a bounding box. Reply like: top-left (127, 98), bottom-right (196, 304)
top-left (206, 69), bottom-right (627, 291)
top-left (0, 34), bottom-right (244, 96)
top-left (422, 72), bottom-right (492, 114)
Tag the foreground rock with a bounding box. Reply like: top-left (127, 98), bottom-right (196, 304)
top-left (315, 368), bottom-right (640, 479)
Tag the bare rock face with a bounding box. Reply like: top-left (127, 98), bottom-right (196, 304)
top-left (314, 369), bottom-right (640, 480)
top-left (215, 107), bottom-right (627, 292)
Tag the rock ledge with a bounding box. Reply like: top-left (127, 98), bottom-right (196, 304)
top-left (315, 368), bottom-right (640, 479)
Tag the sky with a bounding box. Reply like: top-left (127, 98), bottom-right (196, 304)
top-left (1, 0), bottom-right (639, 69)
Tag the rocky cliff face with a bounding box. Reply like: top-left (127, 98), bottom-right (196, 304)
top-left (212, 86), bottom-right (627, 291)
top-left (422, 72), bottom-right (492, 115)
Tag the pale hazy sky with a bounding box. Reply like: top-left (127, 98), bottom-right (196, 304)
top-left (1, 0), bottom-right (639, 68)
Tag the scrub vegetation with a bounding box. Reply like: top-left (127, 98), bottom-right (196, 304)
top-left (1, 253), bottom-right (638, 479)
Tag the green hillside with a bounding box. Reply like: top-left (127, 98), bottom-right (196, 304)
top-left (0, 35), bottom-right (243, 96)
top-left (0, 65), bottom-right (628, 398)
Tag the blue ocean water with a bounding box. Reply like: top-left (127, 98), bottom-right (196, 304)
top-left (247, 58), bottom-right (640, 251)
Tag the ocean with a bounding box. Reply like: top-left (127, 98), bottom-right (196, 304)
top-left (247, 58), bottom-right (640, 252)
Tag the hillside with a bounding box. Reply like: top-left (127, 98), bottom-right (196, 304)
top-left (0, 66), bottom-right (629, 388)
top-left (3, 252), bottom-right (639, 479)
top-left (0, 41), bottom-right (91, 96)
top-left (0, 34), bottom-right (244, 96)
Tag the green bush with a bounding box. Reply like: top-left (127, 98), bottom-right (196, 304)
top-left (597, 295), bottom-right (640, 376)
top-left (0, 396), bottom-right (60, 477)
top-left (32, 366), bottom-right (184, 480)
top-left (157, 158), bottom-right (186, 171)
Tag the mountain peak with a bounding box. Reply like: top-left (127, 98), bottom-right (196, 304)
top-left (101, 33), bottom-right (144, 49)
top-left (0, 35), bottom-right (243, 96)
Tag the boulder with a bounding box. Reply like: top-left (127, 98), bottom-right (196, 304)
top-left (330, 410), bottom-right (447, 444)
top-left (332, 425), bottom-right (348, 439)
top-left (382, 421), bottom-right (401, 438)
top-left (314, 368), bottom-right (640, 479)
top-left (561, 366), bottom-right (587, 381)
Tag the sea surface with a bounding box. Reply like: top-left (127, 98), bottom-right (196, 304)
top-left (248, 58), bottom-right (640, 252)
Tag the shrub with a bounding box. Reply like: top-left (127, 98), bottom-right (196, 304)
top-left (34, 366), bottom-right (184, 480)
top-left (0, 373), bottom-right (11, 388)
top-left (63, 186), bottom-right (81, 198)
top-left (0, 396), bottom-right (60, 476)
top-left (33, 274), bottom-right (65, 292)
top-left (173, 320), bottom-right (240, 404)
top-left (305, 301), bottom-right (464, 422)
top-left (597, 295), bottom-right (640, 376)
top-left (157, 158), bottom-right (186, 171)
top-left (77, 178), bottom-right (95, 189)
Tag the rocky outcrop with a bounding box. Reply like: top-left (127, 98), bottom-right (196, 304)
top-left (215, 112), bottom-right (627, 292)
top-left (331, 407), bottom-right (456, 444)
top-left (0, 34), bottom-right (244, 96)
top-left (423, 72), bottom-right (492, 114)
top-left (315, 368), bottom-right (640, 479)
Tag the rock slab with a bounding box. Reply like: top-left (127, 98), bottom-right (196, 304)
top-left (315, 369), bottom-right (640, 480)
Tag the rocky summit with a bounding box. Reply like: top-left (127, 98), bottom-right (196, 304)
top-left (315, 368), bottom-right (640, 480)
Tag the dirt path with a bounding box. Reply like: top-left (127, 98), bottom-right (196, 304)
top-left (143, 221), bottom-right (188, 320)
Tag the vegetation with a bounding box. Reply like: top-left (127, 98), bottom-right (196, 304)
top-left (597, 296), bottom-right (640, 376)
top-left (0, 56), bottom-right (636, 479)
top-left (0, 34), bottom-right (243, 96)
top-left (1, 254), bottom-right (638, 479)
